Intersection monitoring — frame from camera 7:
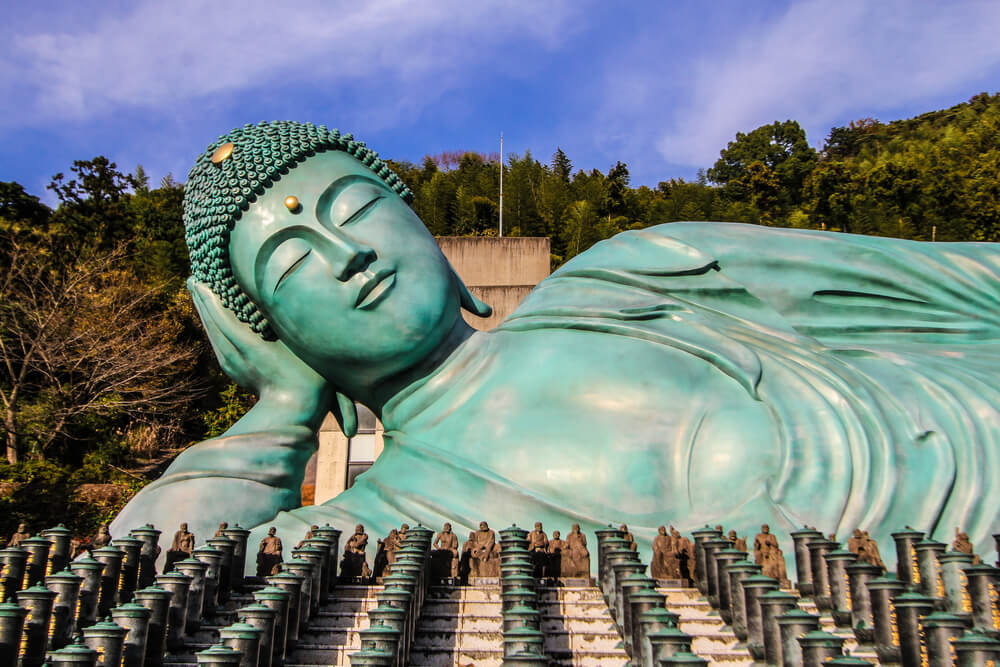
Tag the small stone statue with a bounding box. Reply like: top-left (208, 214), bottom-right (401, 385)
top-left (563, 523), bottom-right (590, 578)
top-left (256, 526), bottom-right (283, 576)
top-left (375, 528), bottom-right (399, 578)
top-left (754, 524), bottom-right (787, 582)
top-left (620, 524), bottom-right (638, 551)
top-left (547, 530), bottom-right (565, 576)
top-left (460, 531), bottom-right (476, 583)
top-left (8, 523), bottom-right (29, 547)
top-left (399, 523), bottom-right (409, 542)
top-left (340, 524), bottom-right (370, 580)
top-left (651, 526), bottom-right (673, 579)
top-left (93, 525), bottom-right (112, 549)
top-left (165, 523), bottom-right (195, 572)
top-left (847, 528), bottom-right (863, 555)
top-left (671, 527), bottom-right (694, 580)
top-left (728, 529), bottom-right (747, 553)
top-left (953, 528), bottom-right (981, 563)
top-left (528, 522), bottom-right (549, 577)
top-left (433, 522), bottom-right (459, 578)
top-left (296, 524), bottom-right (319, 549)
top-left (214, 522), bottom-right (228, 537)
top-left (470, 521), bottom-right (497, 578)
top-left (849, 529), bottom-right (886, 570)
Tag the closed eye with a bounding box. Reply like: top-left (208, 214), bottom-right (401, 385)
top-left (341, 195), bottom-right (383, 226)
top-left (274, 248), bottom-right (311, 294)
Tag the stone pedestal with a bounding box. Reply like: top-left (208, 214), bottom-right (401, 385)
top-left (823, 548), bottom-right (857, 628)
top-left (46, 569), bottom-right (83, 648)
top-left (69, 556), bottom-right (104, 630)
top-left (867, 575), bottom-right (905, 664)
top-left (42, 525), bottom-right (74, 575)
top-left (92, 546), bottom-right (124, 617)
top-left (777, 608), bottom-right (820, 667)
top-left (891, 527), bottom-right (925, 587)
top-left (174, 557), bottom-right (208, 633)
top-left (111, 536), bottom-right (144, 604)
top-left (17, 584), bottom-right (56, 667)
top-left (19, 536), bottom-right (52, 588)
top-left (219, 621), bottom-right (263, 667)
top-left (129, 525), bottom-right (162, 590)
top-left (0, 601), bottom-right (27, 666)
top-left (238, 603), bottom-right (277, 667)
top-left (939, 551), bottom-right (974, 624)
top-left (82, 617), bottom-right (128, 667)
top-left (156, 571), bottom-right (192, 651)
top-left (133, 586), bottom-right (172, 667)
top-left (759, 589), bottom-right (797, 667)
top-left (845, 561), bottom-right (881, 646)
top-left (726, 561), bottom-right (761, 643)
top-left (742, 574), bottom-right (778, 660)
top-left (921, 611), bottom-right (966, 666)
top-left (253, 586), bottom-right (291, 665)
top-left (111, 602), bottom-right (151, 667)
top-left (221, 526), bottom-right (251, 590)
top-left (790, 528), bottom-right (824, 597)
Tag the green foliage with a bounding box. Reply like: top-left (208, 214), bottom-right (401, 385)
top-left (203, 383), bottom-right (258, 438)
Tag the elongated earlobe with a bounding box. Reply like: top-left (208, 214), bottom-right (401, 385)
top-left (457, 272), bottom-right (493, 318)
top-left (332, 391), bottom-right (358, 437)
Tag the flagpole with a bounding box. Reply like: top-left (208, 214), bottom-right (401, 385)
top-left (499, 132), bottom-right (504, 238)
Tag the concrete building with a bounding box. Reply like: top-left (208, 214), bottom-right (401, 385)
top-left (303, 236), bottom-right (551, 505)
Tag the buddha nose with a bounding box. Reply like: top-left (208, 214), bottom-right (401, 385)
top-left (333, 240), bottom-right (376, 281)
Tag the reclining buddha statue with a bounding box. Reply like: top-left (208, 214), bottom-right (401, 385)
top-left (112, 121), bottom-right (1000, 571)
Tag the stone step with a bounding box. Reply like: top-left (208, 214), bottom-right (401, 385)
top-left (417, 612), bottom-right (503, 632)
top-left (418, 599), bottom-right (503, 615)
top-left (541, 616), bottom-right (619, 634)
top-left (546, 649), bottom-right (630, 666)
top-left (426, 585), bottom-right (501, 601)
top-left (285, 643), bottom-right (351, 665)
top-left (412, 628), bottom-right (504, 650)
top-left (408, 648), bottom-right (504, 667)
top-left (307, 610), bottom-right (372, 629)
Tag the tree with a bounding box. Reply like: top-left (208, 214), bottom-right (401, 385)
top-left (0, 234), bottom-right (204, 464)
top-left (47, 157), bottom-right (139, 249)
top-left (0, 182), bottom-right (52, 230)
top-left (707, 120), bottom-right (818, 210)
top-left (552, 148), bottom-right (572, 182)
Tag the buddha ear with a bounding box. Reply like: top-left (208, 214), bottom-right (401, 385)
top-left (455, 269), bottom-right (492, 318)
top-left (332, 391), bottom-right (358, 438)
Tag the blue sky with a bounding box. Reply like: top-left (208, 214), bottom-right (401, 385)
top-left (3, 1), bottom-right (1000, 204)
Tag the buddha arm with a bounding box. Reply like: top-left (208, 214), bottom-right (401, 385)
top-left (110, 396), bottom-right (325, 552)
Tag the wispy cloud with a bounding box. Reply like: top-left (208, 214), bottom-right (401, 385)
top-left (2, 0), bottom-right (582, 126)
top-left (642, 0), bottom-right (1000, 168)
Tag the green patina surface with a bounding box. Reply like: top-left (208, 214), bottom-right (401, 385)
top-left (113, 121), bottom-right (1000, 572)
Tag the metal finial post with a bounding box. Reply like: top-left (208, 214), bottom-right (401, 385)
top-left (499, 132), bottom-right (504, 238)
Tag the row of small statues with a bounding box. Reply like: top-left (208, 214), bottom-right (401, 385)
top-left (525, 522), bottom-right (591, 578)
top-left (334, 520), bottom-right (593, 583)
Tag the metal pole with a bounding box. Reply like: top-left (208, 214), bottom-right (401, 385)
top-left (499, 132), bottom-right (503, 238)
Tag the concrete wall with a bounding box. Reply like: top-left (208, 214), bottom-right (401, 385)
top-left (305, 236), bottom-right (551, 503)
top-left (438, 236), bottom-right (550, 331)
top-left (437, 236), bottom-right (550, 287)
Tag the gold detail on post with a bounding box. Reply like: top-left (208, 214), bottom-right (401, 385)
top-left (284, 196), bottom-right (301, 212)
top-left (211, 142), bottom-right (235, 164)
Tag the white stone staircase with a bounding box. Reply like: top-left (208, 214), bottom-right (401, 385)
top-left (409, 585), bottom-right (504, 667)
top-left (659, 586), bottom-right (751, 664)
top-left (540, 585), bottom-right (630, 666)
top-left (286, 584), bottom-right (381, 666)
top-left (658, 585), bottom-right (880, 665)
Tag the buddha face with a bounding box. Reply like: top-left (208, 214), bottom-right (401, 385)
top-left (228, 150), bottom-right (461, 388)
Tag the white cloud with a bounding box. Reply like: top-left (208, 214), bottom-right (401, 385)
top-left (653, 0), bottom-right (1000, 167)
top-left (2, 0), bottom-right (581, 125)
